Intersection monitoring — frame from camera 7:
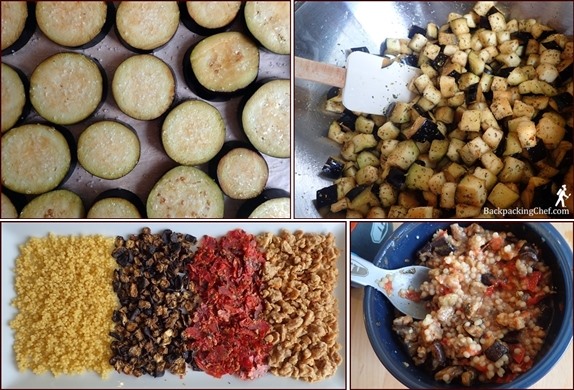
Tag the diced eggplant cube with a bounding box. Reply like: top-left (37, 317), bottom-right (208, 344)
top-left (315, 184), bottom-right (339, 209)
top-left (466, 83), bottom-right (479, 105)
top-left (387, 167), bottom-right (407, 190)
top-left (405, 116), bottom-right (444, 143)
top-left (550, 92), bottom-right (574, 113)
top-left (541, 40), bottom-right (562, 51)
top-left (321, 157), bottom-right (345, 179)
top-left (401, 54), bottom-right (419, 67)
top-left (511, 31), bottom-right (534, 45)
top-left (338, 110), bottom-right (358, 129)
top-left (430, 52), bottom-right (449, 71)
top-left (537, 29), bottom-right (558, 42)
top-left (408, 25), bottom-right (427, 39)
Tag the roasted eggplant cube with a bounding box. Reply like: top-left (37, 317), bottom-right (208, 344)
top-left (466, 83), bottom-right (479, 105)
top-left (387, 166), bottom-right (407, 190)
top-left (526, 139), bottom-right (548, 163)
top-left (401, 54), bottom-right (419, 67)
top-left (321, 157), bottom-right (345, 179)
top-left (555, 65), bottom-right (573, 86)
top-left (350, 46), bottom-right (369, 53)
top-left (408, 25), bottom-right (427, 39)
top-left (316, 184), bottom-right (339, 209)
top-left (338, 110), bottom-right (359, 130)
top-left (550, 92), bottom-right (573, 113)
top-left (430, 52), bottom-right (449, 71)
top-left (404, 116), bottom-right (444, 143)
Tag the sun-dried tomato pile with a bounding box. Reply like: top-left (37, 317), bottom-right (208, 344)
top-left (184, 229), bottom-right (272, 379)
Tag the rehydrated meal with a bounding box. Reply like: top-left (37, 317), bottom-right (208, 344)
top-left (318, 1), bottom-right (573, 218)
top-left (393, 223), bottom-right (554, 385)
top-left (258, 230), bottom-right (342, 382)
top-left (10, 234), bottom-right (116, 377)
top-left (110, 228), bottom-right (199, 377)
top-left (184, 229), bottom-right (271, 379)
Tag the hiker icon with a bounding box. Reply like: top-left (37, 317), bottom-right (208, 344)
top-left (555, 184), bottom-right (571, 207)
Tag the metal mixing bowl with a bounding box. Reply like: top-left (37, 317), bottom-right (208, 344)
top-left (294, 1), bottom-right (574, 218)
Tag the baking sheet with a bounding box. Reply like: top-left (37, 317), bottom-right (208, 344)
top-left (2, 3), bottom-right (290, 218)
top-left (1, 221), bottom-right (346, 389)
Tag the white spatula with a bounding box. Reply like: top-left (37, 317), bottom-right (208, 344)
top-left (295, 51), bottom-right (421, 115)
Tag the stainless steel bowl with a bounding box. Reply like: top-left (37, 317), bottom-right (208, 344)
top-left (294, 1), bottom-right (574, 218)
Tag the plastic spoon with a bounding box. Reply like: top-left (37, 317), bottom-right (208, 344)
top-left (295, 51), bottom-right (421, 115)
top-left (351, 252), bottom-right (430, 319)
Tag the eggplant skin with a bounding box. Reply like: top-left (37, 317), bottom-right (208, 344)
top-left (316, 184), bottom-right (338, 209)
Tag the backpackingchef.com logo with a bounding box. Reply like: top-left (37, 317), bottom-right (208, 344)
top-left (483, 183), bottom-right (572, 217)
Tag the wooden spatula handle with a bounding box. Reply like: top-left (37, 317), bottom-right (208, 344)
top-left (295, 56), bottom-right (346, 88)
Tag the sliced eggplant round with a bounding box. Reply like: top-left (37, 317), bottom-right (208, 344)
top-left (112, 54), bottom-right (175, 120)
top-left (162, 100), bottom-right (225, 166)
top-left (184, 31), bottom-right (259, 101)
top-left (147, 166), bottom-right (224, 218)
top-left (237, 188), bottom-right (290, 218)
top-left (35, 1), bottom-right (114, 49)
top-left (115, 1), bottom-right (179, 53)
top-left (1, 123), bottom-right (74, 195)
top-left (180, 1), bottom-right (242, 35)
top-left (30, 52), bottom-right (105, 125)
top-left (241, 79), bottom-right (290, 158)
top-left (1, 192), bottom-right (19, 218)
top-left (1, 1), bottom-right (35, 56)
top-left (244, 1), bottom-right (290, 55)
top-left (19, 189), bottom-right (85, 219)
top-left (1, 63), bottom-right (29, 133)
top-left (216, 146), bottom-right (269, 200)
top-left (78, 120), bottom-right (140, 180)
top-left (87, 188), bottom-right (144, 218)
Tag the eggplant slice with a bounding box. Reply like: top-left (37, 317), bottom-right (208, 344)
top-left (87, 189), bottom-right (144, 219)
top-left (1, 63), bottom-right (29, 133)
top-left (1, 1), bottom-right (35, 56)
top-left (1, 123), bottom-right (73, 195)
top-left (147, 166), bottom-right (224, 218)
top-left (181, 1), bottom-right (242, 35)
top-left (244, 1), bottom-right (290, 55)
top-left (216, 146), bottom-right (269, 200)
top-left (184, 31), bottom-right (259, 101)
top-left (112, 54), bottom-right (175, 121)
top-left (36, 1), bottom-right (114, 49)
top-left (237, 188), bottom-right (290, 218)
top-left (241, 79), bottom-right (290, 158)
top-left (19, 189), bottom-right (85, 219)
top-left (30, 52), bottom-right (105, 125)
top-left (115, 1), bottom-right (179, 53)
top-left (162, 100), bottom-right (225, 166)
top-left (78, 120), bottom-right (140, 180)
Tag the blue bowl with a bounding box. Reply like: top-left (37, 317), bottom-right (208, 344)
top-left (363, 222), bottom-right (573, 389)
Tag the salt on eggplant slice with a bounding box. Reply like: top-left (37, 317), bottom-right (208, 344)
top-left (147, 166), bottom-right (224, 218)
top-left (1, 192), bottom-right (19, 218)
top-left (115, 1), bottom-right (179, 53)
top-left (216, 146), bottom-right (269, 200)
top-left (112, 54), bottom-right (175, 121)
top-left (184, 31), bottom-right (259, 101)
top-left (1, 63), bottom-right (30, 133)
top-left (241, 79), bottom-right (290, 158)
top-left (87, 188), bottom-right (145, 219)
top-left (162, 100), bottom-right (225, 166)
top-left (1, 2), bottom-right (35, 56)
top-left (78, 120), bottom-right (140, 180)
top-left (180, 1), bottom-right (242, 36)
top-left (237, 188), bottom-right (290, 218)
top-left (30, 52), bottom-right (106, 125)
top-left (1, 123), bottom-right (76, 195)
top-left (36, 1), bottom-right (114, 49)
top-left (244, 1), bottom-right (290, 55)
top-left (19, 189), bottom-right (85, 219)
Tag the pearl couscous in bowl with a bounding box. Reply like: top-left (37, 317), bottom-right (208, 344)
top-left (363, 222), bottom-right (573, 389)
